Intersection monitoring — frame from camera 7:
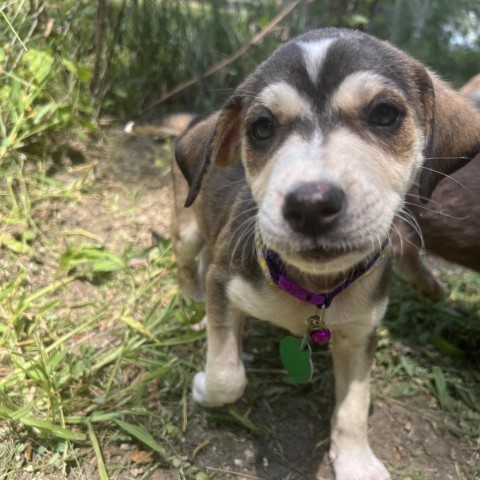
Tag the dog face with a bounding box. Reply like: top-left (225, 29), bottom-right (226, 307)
top-left (239, 38), bottom-right (429, 274)
top-left (176, 28), bottom-right (480, 274)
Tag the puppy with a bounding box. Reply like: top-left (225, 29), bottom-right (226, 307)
top-left (392, 153), bottom-right (480, 300)
top-left (393, 74), bottom-right (480, 300)
top-left (172, 28), bottom-right (480, 480)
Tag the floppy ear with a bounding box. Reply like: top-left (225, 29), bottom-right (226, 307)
top-left (175, 97), bottom-right (243, 207)
top-left (419, 71), bottom-right (480, 202)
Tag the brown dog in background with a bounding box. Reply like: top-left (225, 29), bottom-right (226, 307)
top-left (393, 74), bottom-right (480, 300)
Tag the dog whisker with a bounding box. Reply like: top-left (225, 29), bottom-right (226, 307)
top-left (213, 178), bottom-right (248, 193)
top-left (423, 155), bottom-right (472, 160)
top-left (402, 201), bottom-right (469, 221)
top-left (417, 165), bottom-right (469, 190)
top-left (403, 192), bottom-right (444, 207)
top-left (227, 204), bottom-right (258, 226)
top-left (396, 207), bottom-right (425, 248)
top-left (390, 221), bottom-right (426, 263)
top-left (229, 214), bottom-right (257, 270)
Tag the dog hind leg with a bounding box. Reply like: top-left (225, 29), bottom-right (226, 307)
top-left (171, 161), bottom-right (205, 300)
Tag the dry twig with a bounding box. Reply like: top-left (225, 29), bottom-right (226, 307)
top-left (142, 0), bottom-right (304, 112)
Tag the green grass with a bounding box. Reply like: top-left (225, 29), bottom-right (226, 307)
top-left (383, 271), bottom-right (480, 432)
top-left (0, 176), bottom-right (208, 478)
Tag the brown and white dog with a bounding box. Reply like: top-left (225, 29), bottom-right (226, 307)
top-left (393, 74), bottom-right (480, 300)
top-left (172, 29), bottom-right (480, 479)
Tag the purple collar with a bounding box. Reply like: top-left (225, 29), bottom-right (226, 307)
top-left (257, 241), bottom-right (388, 309)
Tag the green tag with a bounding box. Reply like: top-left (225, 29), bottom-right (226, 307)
top-left (279, 336), bottom-right (312, 384)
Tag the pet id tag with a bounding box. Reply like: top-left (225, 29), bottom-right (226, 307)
top-left (279, 336), bottom-right (313, 384)
top-left (280, 308), bottom-right (331, 384)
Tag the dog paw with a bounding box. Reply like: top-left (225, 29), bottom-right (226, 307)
top-left (413, 270), bottom-right (446, 302)
top-left (177, 266), bottom-right (204, 301)
top-left (420, 276), bottom-right (446, 302)
top-left (190, 315), bottom-right (208, 331)
top-left (192, 372), bottom-right (221, 406)
top-left (192, 370), bottom-right (247, 407)
top-left (329, 447), bottom-right (390, 480)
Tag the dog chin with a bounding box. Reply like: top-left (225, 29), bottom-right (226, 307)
top-left (279, 247), bottom-right (371, 275)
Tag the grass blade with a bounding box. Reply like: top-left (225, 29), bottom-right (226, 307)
top-left (88, 422), bottom-right (110, 480)
top-left (20, 416), bottom-right (86, 441)
top-left (120, 315), bottom-right (157, 341)
top-left (432, 366), bottom-right (452, 411)
top-left (114, 419), bottom-right (166, 458)
top-left (0, 10), bottom-right (27, 51)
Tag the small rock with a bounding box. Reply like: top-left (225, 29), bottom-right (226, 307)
top-left (244, 448), bottom-right (255, 460)
top-left (234, 458), bottom-right (243, 467)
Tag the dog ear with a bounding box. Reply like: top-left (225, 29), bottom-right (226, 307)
top-left (419, 71), bottom-right (480, 202)
top-left (175, 98), bottom-right (242, 207)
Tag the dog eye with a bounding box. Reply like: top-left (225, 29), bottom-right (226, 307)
top-left (251, 116), bottom-right (275, 141)
top-left (368, 104), bottom-right (400, 128)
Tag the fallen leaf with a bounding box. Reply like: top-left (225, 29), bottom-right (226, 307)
top-left (130, 451), bottom-right (154, 464)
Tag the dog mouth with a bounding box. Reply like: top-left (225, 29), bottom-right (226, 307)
top-left (258, 218), bottom-right (388, 270)
top-left (287, 243), bottom-right (369, 263)
top-left (257, 222), bottom-right (389, 274)
top-left (261, 232), bottom-right (368, 258)
top-left (276, 240), bottom-right (387, 276)
top-left (258, 213), bottom-right (386, 261)
top-left (261, 234), bottom-right (372, 265)
top-left (296, 245), bottom-right (360, 260)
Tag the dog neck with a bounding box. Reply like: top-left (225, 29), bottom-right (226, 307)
top-left (256, 240), bottom-right (388, 308)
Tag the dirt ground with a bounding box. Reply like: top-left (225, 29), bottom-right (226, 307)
top-left (47, 128), bottom-right (478, 480)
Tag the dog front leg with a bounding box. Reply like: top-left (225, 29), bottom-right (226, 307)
top-left (328, 326), bottom-right (390, 480)
top-left (392, 220), bottom-right (445, 301)
top-left (192, 266), bottom-right (247, 407)
top-left (395, 242), bottom-right (445, 301)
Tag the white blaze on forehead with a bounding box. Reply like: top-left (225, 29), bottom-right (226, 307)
top-left (332, 70), bottom-right (403, 111)
top-left (297, 38), bottom-right (335, 84)
top-left (257, 82), bottom-right (313, 119)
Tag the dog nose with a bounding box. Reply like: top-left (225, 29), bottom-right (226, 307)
top-left (282, 182), bottom-right (346, 236)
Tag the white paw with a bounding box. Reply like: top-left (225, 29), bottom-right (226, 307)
top-left (192, 372), bottom-right (223, 407)
top-left (330, 446), bottom-right (391, 480)
top-left (190, 314), bottom-right (208, 331)
top-left (192, 370), bottom-right (247, 407)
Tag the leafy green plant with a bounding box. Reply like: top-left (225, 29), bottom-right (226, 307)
top-left (0, 6), bottom-right (96, 164)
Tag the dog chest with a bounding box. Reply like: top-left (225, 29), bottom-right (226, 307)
top-left (226, 274), bottom-right (386, 336)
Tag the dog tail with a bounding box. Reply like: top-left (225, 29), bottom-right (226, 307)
top-left (124, 113), bottom-right (196, 138)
